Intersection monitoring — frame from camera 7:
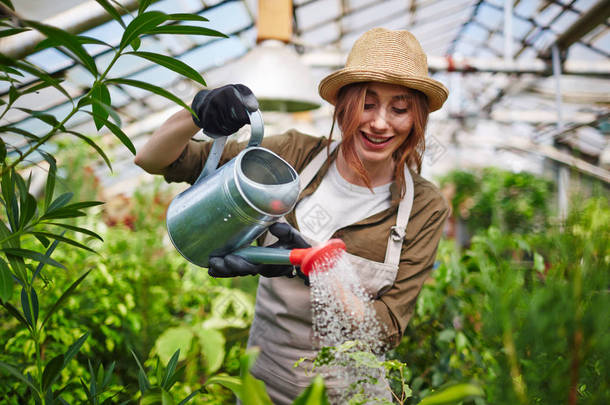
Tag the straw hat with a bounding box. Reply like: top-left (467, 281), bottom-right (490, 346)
top-left (318, 28), bottom-right (449, 111)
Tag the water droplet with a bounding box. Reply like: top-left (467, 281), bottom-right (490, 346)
top-left (308, 252), bottom-right (388, 402)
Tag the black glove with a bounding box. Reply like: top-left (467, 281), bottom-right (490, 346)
top-left (191, 84), bottom-right (259, 137)
top-left (208, 223), bottom-right (311, 284)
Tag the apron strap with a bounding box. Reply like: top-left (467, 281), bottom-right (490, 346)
top-left (291, 140), bottom-right (413, 267)
top-left (384, 168), bottom-right (414, 266)
top-left (264, 141), bottom-right (339, 247)
top-left (298, 141), bottom-right (340, 192)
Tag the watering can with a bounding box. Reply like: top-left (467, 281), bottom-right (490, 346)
top-left (166, 109), bottom-right (301, 268)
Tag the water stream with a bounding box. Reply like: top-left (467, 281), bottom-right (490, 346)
top-left (309, 252), bottom-right (391, 403)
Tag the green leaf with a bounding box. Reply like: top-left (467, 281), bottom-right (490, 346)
top-left (138, 0), bottom-right (152, 15)
top-left (165, 13), bottom-right (209, 22)
top-left (21, 287), bottom-right (39, 327)
top-left (63, 332), bottom-right (89, 367)
top-left (4, 248), bottom-right (66, 269)
top-left (62, 200), bottom-right (105, 210)
top-left (0, 361), bottom-right (41, 396)
top-left (141, 389), bottom-right (162, 405)
top-left (34, 35), bottom-right (113, 52)
top-left (107, 77), bottom-right (194, 116)
top-left (88, 360), bottom-right (97, 398)
top-left (24, 20), bottom-right (98, 76)
top-left (161, 350), bottom-right (180, 390)
top-left (2, 168), bottom-right (16, 226)
top-left (16, 107), bottom-right (60, 128)
top-left (239, 349), bottom-right (272, 405)
top-left (46, 222), bottom-right (103, 241)
top-left (241, 371), bottom-right (272, 405)
top-left (19, 193), bottom-right (37, 230)
top-left (154, 326), bottom-right (193, 364)
top-left (5, 255), bottom-right (27, 287)
top-left (1, 300), bottom-right (30, 329)
top-left (102, 361), bottom-right (115, 389)
top-left (42, 270), bottom-right (91, 327)
top-left (162, 389), bottom-right (175, 405)
top-left (46, 192), bottom-right (73, 213)
top-left (39, 208), bottom-right (87, 221)
top-left (80, 378), bottom-right (93, 402)
top-left (533, 252), bottom-right (545, 273)
top-left (84, 109), bottom-right (135, 154)
top-left (127, 51), bottom-right (206, 86)
top-left (204, 374), bottom-right (243, 400)
top-left (42, 354), bottom-right (65, 391)
top-left (0, 55), bottom-right (71, 101)
top-left (8, 86), bottom-right (19, 104)
top-left (65, 130), bottom-right (113, 171)
top-left (292, 375), bottom-right (330, 405)
top-left (92, 96), bottom-right (121, 126)
top-left (32, 234), bottom-right (62, 282)
top-left (30, 231), bottom-right (97, 253)
top-left (0, 28), bottom-right (29, 38)
top-left (0, 125), bottom-right (41, 140)
top-left (120, 11), bottom-right (167, 50)
top-left (0, 137), bottom-right (5, 163)
top-left (91, 84), bottom-right (112, 130)
top-left (196, 328), bottom-right (225, 374)
top-left (0, 257), bottom-right (14, 302)
top-left (94, 0), bottom-right (126, 28)
top-left (146, 25), bottom-right (227, 39)
top-left (130, 349), bottom-right (151, 392)
top-left (418, 383), bottom-right (484, 405)
top-left (0, 65), bottom-right (23, 76)
top-left (131, 37), bottom-right (141, 51)
top-left (44, 163), bottom-right (56, 211)
top-left (177, 388), bottom-right (203, 405)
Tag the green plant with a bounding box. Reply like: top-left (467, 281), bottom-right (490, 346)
top-left (440, 168), bottom-right (553, 236)
top-left (0, 0), bottom-right (226, 402)
top-left (390, 195), bottom-right (609, 404)
top-left (204, 348), bottom-right (333, 405)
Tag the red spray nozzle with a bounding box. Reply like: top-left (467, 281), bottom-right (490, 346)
top-left (289, 239), bottom-right (346, 276)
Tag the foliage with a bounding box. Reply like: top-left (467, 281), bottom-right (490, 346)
top-left (0, 1), bottom-right (226, 403)
top-left (2, 1), bottom-right (607, 403)
top-left (390, 196), bottom-right (610, 404)
top-left (439, 168), bottom-right (553, 235)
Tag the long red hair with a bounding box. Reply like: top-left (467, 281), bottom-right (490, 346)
top-left (328, 82), bottom-right (430, 198)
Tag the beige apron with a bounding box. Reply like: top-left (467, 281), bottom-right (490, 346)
top-left (247, 143), bottom-right (414, 404)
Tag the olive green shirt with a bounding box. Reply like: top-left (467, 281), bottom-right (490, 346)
top-left (164, 129), bottom-right (449, 347)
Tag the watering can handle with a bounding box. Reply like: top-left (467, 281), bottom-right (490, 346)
top-left (195, 109), bottom-right (264, 185)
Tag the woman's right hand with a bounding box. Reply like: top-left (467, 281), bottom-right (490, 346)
top-left (134, 84), bottom-right (259, 175)
top-left (191, 84), bottom-right (259, 137)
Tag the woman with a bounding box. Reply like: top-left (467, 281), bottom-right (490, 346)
top-left (135, 28), bottom-right (449, 403)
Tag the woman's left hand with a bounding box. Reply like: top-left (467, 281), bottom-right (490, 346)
top-left (208, 223), bottom-right (311, 283)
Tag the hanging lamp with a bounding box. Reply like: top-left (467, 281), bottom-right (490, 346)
top-left (223, 0), bottom-right (321, 112)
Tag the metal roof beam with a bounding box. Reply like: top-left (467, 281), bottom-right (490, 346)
top-left (542, 0), bottom-right (610, 57)
top-left (302, 51), bottom-right (610, 77)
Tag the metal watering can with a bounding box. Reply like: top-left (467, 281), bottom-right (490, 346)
top-left (166, 109), bottom-right (301, 268)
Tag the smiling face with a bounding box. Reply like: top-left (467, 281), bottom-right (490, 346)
top-left (333, 82), bottom-right (429, 191)
top-left (354, 83), bottom-right (415, 168)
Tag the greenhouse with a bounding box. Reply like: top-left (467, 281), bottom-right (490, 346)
top-left (0, 0), bottom-right (608, 403)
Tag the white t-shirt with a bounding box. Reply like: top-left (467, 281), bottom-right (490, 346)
top-left (295, 161), bottom-right (392, 242)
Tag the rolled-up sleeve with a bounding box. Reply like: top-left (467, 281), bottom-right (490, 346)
top-left (162, 130), bottom-right (327, 185)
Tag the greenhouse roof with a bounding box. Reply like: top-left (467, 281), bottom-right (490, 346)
top-left (2, 0), bottom-right (610, 187)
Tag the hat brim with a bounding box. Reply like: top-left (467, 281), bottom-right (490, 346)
top-left (318, 68), bottom-right (449, 112)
